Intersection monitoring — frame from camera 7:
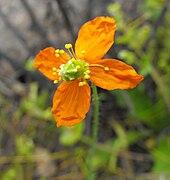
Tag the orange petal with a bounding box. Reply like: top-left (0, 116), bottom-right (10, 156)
top-left (75, 16), bottom-right (117, 63)
top-left (52, 80), bottom-right (91, 127)
top-left (34, 47), bottom-right (70, 80)
top-left (90, 59), bottom-right (144, 90)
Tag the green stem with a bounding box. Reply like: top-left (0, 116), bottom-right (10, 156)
top-left (91, 83), bottom-right (99, 144)
top-left (87, 83), bottom-right (99, 180)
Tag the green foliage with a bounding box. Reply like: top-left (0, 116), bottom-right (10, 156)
top-left (2, 168), bottom-right (17, 180)
top-left (108, 0), bottom-right (170, 177)
top-left (59, 123), bottom-right (84, 146)
top-left (17, 83), bottom-right (53, 121)
top-left (152, 136), bottom-right (170, 173)
top-left (141, 0), bottom-right (165, 21)
top-left (15, 135), bottom-right (34, 155)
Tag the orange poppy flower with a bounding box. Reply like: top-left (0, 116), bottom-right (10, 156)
top-left (34, 16), bottom-right (143, 127)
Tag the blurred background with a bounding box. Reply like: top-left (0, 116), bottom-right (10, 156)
top-left (0, 0), bottom-right (170, 179)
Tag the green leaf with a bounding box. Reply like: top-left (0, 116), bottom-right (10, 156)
top-left (152, 136), bottom-right (170, 173)
top-left (129, 25), bottom-right (151, 50)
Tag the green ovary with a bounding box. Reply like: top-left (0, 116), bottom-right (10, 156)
top-left (59, 59), bottom-right (89, 82)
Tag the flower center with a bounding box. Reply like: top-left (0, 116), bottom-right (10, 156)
top-left (52, 43), bottom-right (109, 86)
top-left (58, 58), bottom-right (90, 82)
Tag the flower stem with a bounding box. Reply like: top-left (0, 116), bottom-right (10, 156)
top-left (91, 83), bottom-right (99, 144)
top-left (87, 83), bottom-right (99, 180)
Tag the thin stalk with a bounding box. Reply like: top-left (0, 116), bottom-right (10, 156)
top-left (87, 83), bottom-right (99, 180)
top-left (91, 83), bottom-right (99, 144)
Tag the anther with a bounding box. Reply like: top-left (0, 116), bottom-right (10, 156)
top-left (65, 44), bottom-right (68, 49)
top-left (79, 82), bottom-right (83, 86)
top-left (55, 53), bottom-right (60, 57)
top-left (55, 49), bottom-right (60, 53)
top-left (86, 70), bottom-right (90, 74)
top-left (68, 44), bottom-right (72, 48)
top-left (84, 74), bottom-right (90, 79)
top-left (60, 50), bottom-right (65, 54)
top-left (53, 80), bottom-right (58, 84)
top-left (65, 43), bottom-right (72, 49)
top-left (56, 69), bottom-right (60, 73)
top-left (104, 67), bottom-right (109, 71)
top-left (79, 81), bottom-right (87, 86)
top-left (53, 72), bottom-right (57, 75)
top-left (52, 67), bottom-right (57, 71)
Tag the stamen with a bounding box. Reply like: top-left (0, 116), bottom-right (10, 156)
top-left (65, 43), bottom-right (76, 59)
top-left (55, 53), bottom-right (60, 58)
top-left (55, 49), bottom-right (60, 53)
top-left (59, 50), bottom-right (65, 54)
top-left (53, 80), bottom-right (58, 84)
top-left (53, 72), bottom-right (57, 75)
top-left (86, 70), bottom-right (90, 74)
top-left (65, 44), bottom-right (72, 49)
top-left (52, 67), bottom-right (57, 71)
top-left (104, 67), bottom-right (109, 71)
top-left (79, 81), bottom-right (87, 86)
top-left (68, 49), bottom-right (74, 58)
top-left (89, 64), bottom-right (109, 71)
top-left (70, 47), bottom-right (76, 58)
top-left (56, 69), bottom-right (60, 73)
top-left (84, 74), bottom-right (90, 79)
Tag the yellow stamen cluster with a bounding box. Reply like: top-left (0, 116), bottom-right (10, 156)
top-left (52, 66), bottom-right (61, 84)
top-left (52, 43), bottom-right (110, 87)
top-left (55, 49), bottom-right (65, 58)
top-left (84, 69), bottom-right (90, 79)
top-left (52, 67), bottom-right (59, 75)
top-left (79, 81), bottom-right (87, 86)
top-left (84, 74), bottom-right (90, 79)
top-left (78, 69), bottom-right (90, 87)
